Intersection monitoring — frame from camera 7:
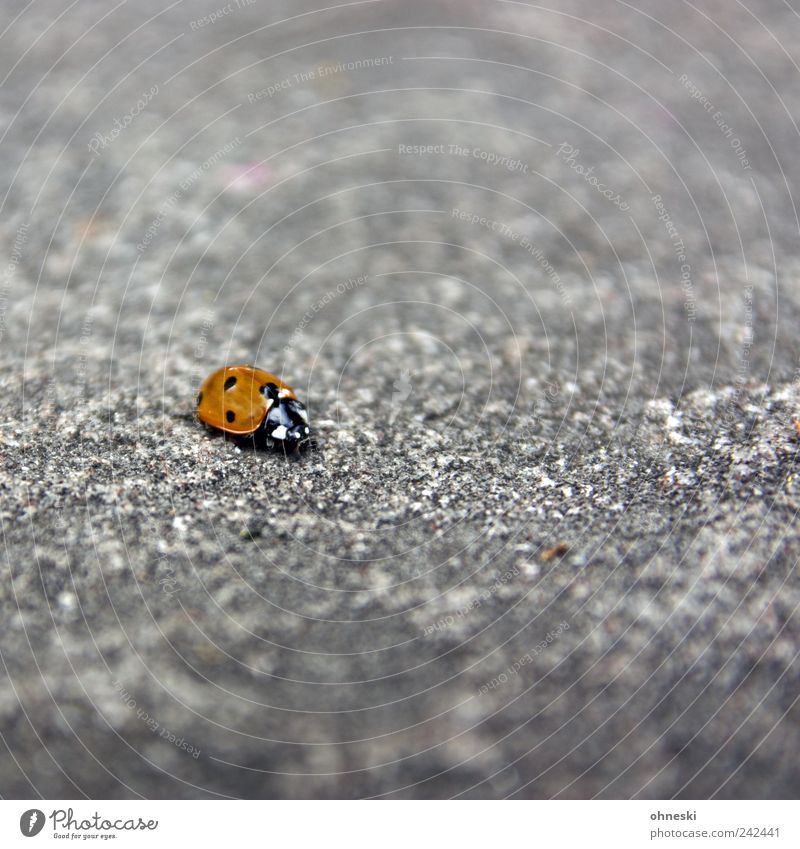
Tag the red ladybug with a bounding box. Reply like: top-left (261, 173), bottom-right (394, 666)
top-left (196, 365), bottom-right (311, 450)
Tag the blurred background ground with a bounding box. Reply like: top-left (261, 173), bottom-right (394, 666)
top-left (1, 0), bottom-right (799, 798)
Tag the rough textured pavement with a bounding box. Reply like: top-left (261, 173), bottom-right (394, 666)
top-left (1, 0), bottom-right (800, 798)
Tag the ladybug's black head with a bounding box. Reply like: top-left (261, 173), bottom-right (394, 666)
top-left (261, 397), bottom-right (311, 450)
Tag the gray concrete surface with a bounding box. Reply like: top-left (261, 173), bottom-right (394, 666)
top-left (1, 0), bottom-right (799, 798)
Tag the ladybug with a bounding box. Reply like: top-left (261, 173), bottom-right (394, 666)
top-left (196, 365), bottom-right (311, 451)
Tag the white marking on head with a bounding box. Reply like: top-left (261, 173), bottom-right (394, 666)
top-left (271, 425), bottom-right (288, 440)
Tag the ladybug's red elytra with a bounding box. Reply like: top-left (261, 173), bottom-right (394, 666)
top-left (196, 365), bottom-right (311, 450)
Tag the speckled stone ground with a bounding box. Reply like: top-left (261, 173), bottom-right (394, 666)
top-left (1, 0), bottom-right (800, 799)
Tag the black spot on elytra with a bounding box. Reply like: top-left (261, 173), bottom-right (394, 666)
top-left (226, 410), bottom-right (236, 423)
top-left (260, 382), bottom-right (280, 400)
top-left (224, 376), bottom-right (237, 390)
top-left (196, 392), bottom-right (203, 406)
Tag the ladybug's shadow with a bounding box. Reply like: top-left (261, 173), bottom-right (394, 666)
top-left (175, 412), bottom-right (319, 459)
top-left (196, 419), bottom-right (320, 459)
top-left (239, 433), bottom-right (320, 459)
